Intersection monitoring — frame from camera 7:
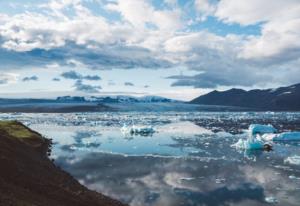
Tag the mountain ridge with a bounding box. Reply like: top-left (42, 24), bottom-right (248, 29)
top-left (191, 83), bottom-right (300, 111)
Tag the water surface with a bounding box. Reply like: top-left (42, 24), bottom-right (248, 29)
top-left (1, 112), bottom-right (300, 206)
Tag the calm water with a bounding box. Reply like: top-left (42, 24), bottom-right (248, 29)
top-left (1, 112), bottom-right (300, 206)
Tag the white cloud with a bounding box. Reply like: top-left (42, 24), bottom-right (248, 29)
top-left (215, 0), bottom-right (300, 61)
top-left (164, 31), bottom-right (236, 53)
top-left (106, 0), bottom-right (182, 31)
top-left (195, 0), bottom-right (216, 21)
top-left (0, 11), bottom-right (119, 52)
top-left (0, 0), bottom-right (134, 52)
top-left (215, 0), bottom-right (300, 26)
top-left (241, 18), bottom-right (300, 59)
top-left (0, 0), bottom-right (300, 91)
top-left (0, 73), bottom-right (18, 85)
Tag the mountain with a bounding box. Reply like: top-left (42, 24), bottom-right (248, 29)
top-left (56, 96), bottom-right (86, 102)
top-left (0, 95), bottom-right (181, 113)
top-left (190, 83), bottom-right (300, 111)
top-left (85, 95), bottom-right (179, 103)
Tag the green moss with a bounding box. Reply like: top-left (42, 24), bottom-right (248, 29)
top-left (0, 121), bottom-right (41, 140)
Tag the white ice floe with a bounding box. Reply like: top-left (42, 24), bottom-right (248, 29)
top-left (232, 138), bottom-right (264, 150)
top-left (215, 178), bottom-right (226, 184)
top-left (265, 196), bottom-right (278, 204)
top-left (121, 124), bottom-right (155, 136)
top-left (284, 156), bottom-right (300, 165)
top-left (249, 124), bottom-right (277, 136)
top-left (288, 175), bottom-right (300, 180)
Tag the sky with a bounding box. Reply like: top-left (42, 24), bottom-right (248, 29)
top-left (0, 0), bottom-right (300, 100)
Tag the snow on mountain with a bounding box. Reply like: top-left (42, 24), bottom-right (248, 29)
top-left (59, 95), bottom-right (180, 103)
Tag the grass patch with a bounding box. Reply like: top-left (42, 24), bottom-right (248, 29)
top-left (0, 121), bottom-right (41, 140)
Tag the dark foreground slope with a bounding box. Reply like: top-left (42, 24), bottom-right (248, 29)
top-left (0, 121), bottom-right (126, 206)
top-left (191, 83), bottom-right (300, 111)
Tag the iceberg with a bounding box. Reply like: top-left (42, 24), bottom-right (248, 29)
top-left (232, 124), bottom-right (274, 150)
top-left (249, 124), bottom-right (277, 136)
top-left (262, 132), bottom-right (300, 141)
top-left (232, 138), bottom-right (264, 150)
top-left (265, 196), bottom-right (278, 204)
top-left (273, 132), bottom-right (300, 141)
top-left (121, 124), bottom-right (155, 136)
top-left (248, 123), bottom-right (300, 141)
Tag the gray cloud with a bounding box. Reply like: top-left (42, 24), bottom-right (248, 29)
top-left (0, 79), bottom-right (8, 84)
top-left (52, 77), bottom-right (61, 81)
top-left (167, 69), bottom-right (270, 89)
top-left (22, 75), bottom-right (38, 82)
top-left (61, 70), bottom-right (82, 80)
top-left (61, 70), bottom-right (101, 81)
top-left (73, 80), bottom-right (101, 93)
top-left (0, 42), bottom-right (172, 71)
top-left (84, 75), bottom-right (101, 81)
top-left (124, 82), bottom-right (134, 86)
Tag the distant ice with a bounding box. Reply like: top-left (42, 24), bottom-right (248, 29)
top-left (157, 121), bottom-right (213, 135)
top-left (121, 124), bottom-right (155, 136)
top-left (215, 178), bottom-right (226, 184)
top-left (179, 177), bottom-right (195, 181)
top-left (265, 196), bottom-right (278, 204)
top-left (288, 175), bottom-right (300, 180)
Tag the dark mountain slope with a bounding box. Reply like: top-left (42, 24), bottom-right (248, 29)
top-left (191, 83), bottom-right (300, 111)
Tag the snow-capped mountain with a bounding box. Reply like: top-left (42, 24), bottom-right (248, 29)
top-left (57, 95), bottom-right (179, 103)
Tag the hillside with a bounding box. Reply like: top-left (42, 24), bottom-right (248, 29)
top-left (0, 121), bottom-right (126, 206)
top-left (191, 83), bottom-right (300, 111)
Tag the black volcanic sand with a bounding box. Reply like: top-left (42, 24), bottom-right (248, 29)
top-left (0, 121), bottom-right (126, 206)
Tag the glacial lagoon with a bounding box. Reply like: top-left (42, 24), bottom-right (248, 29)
top-left (1, 112), bottom-right (300, 206)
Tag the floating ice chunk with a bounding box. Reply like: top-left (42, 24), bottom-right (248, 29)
top-left (289, 175), bottom-right (300, 180)
top-left (249, 124), bottom-right (277, 136)
top-left (121, 124), bottom-right (155, 136)
top-left (261, 132), bottom-right (300, 141)
top-left (273, 132), bottom-right (300, 141)
top-left (232, 138), bottom-right (264, 150)
top-left (215, 178), bottom-right (226, 184)
top-left (180, 177), bottom-right (195, 181)
top-left (284, 156), bottom-right (300, 165)
top-left (121, 123), bottom-right (131, 134)
top-left (265, 196), bottom-right (278, 204)
top-left (260, 134), bottom-right (277, 141)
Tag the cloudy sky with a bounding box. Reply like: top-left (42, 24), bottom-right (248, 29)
top-left (0, 0), bottom-right (300, 100)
